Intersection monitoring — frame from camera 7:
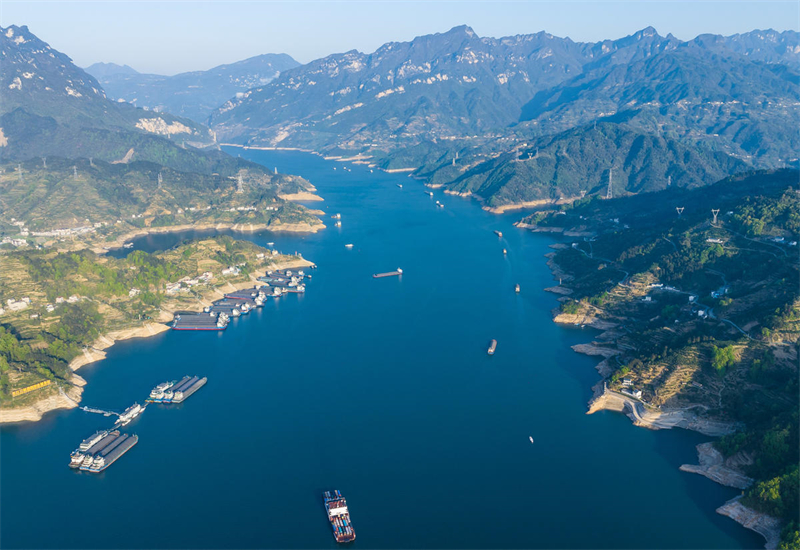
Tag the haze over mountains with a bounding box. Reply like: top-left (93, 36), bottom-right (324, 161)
top-left (85, 54), bottom-right (300, 123)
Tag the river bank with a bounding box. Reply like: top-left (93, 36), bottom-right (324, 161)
top-left (541, 244), bottom-right (780, 548)
top-left (0, 257), bottom-right (313, 425)
top-left (90, 220), bottom-right (325, 255)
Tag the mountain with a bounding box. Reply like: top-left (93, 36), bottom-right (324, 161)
top-left (0, 24), bottom-right (294, 176)
top-left (0, 24), bottom-right (321, 228)
top-left (83, 62), bottom-right (139, 79)
top-left (417, 122), bottom-right (748, 210)
top-left (209, 26), bottom-right (798, 160)
top-left (209, 25), bottom-right (679, 150)
top-left (0, 156), bottom-right (319, 234)
top-left (518, 36), bottom-right (800, 165)
top-left (86, 54), bottom-right (300, 123)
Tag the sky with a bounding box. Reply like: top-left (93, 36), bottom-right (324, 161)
top-left (1, 1), bottom-right (798, 75)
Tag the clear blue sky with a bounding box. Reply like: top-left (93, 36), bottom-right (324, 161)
top-left (2, 1), bottom-right (798, 75)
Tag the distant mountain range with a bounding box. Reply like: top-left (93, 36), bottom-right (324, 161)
top-left (0, 24), bottom-right (320, 227)
top-left (208, 25), bottom-right (800, 207)
top-left (0, 25), bottom-right (226, 168)
top-left (85, 54), bottom-right (300, 123)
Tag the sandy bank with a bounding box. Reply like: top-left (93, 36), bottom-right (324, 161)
top-left (680, 442), bottom-right (754, 489)
top-left (483, 196), bottom-right (580, 214)
top-left (383, 167), bottom-right (416, 173)
top-left (278, 192), bottom-right (324, 202)
top-left (0, 374), bottom-right (85, 424)
top-left (94, 221), bottom-right (325, 254)
top-left (717, 497), bottom-right (782, 549)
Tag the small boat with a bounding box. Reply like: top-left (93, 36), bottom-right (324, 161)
top-left (515, 284), bottom-right (521, 293)
top-left (397, 184), bottom-right (403, 188)
top-left (370, 169), bottom-right (374, 173)
top-left (123, 242), bottom-right (134, 249)
top-left (335, 221), bottom-right (342, 227)
top-left (488, 339), bottom-right (497, 355)
top-left (267, 242), bottom-right (274, 246)
top-left (333, 167), bottom-right (337, 170)
top-left (503, 248), bottom-right (507, 255)
top-left (427, 191), bottom-right (434, 196)
top-left (494, 230), bottom-right (503, 238)
top-left (529, 436), bottom-right (534, 444)
top-left (345, 244), bottom-right (354, 249)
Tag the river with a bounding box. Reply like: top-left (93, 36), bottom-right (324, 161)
top-left (0, 149), bottom-right (761, 549)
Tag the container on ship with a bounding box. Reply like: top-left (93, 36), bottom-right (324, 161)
top-left (323, 490), bottom-right (356, 543)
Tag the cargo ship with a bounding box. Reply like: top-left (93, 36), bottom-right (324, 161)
top-left (160, 376), bottom-right (207, 403)
top-left (115, 403), bottom-right (145, 426)
top-left (171, 312), bottom-right (228, 330)
top-left (494, 230), bottom-right (503, 238)
top-left (488, 339), bottom-right (497, 355)
top-left (373, 268), bottom-right (403, 278)
top-left (323, 490), bottom-right (356, 543)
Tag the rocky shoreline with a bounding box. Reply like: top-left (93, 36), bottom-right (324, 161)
top-left (541, 245), bottom-right (781, 548)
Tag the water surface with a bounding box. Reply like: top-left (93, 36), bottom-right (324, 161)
top-left (0, 149), bottom-right (761, 549)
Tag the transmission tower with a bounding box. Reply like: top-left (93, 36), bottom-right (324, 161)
top-left (41, 157), bottom-right (46, 169)
top-left (580, 190), bottom-right (587, 199)
top-left (89, 157), bottom-right (94, 167)
top-left (157, 172), bottom-right (163, 189)
top-left (17, 164), bottom-right (23, 183)
top-left (237, 173), bottom-right (244, 193)
top-left (274, 167), bottom-right (278, 175)
top-left (676, 207), bottom-right (684, 217)
top-left (606, 169), bottom-right (613, 199)
top-left (711, 209), bottom-right (720, 225)
top-left (73, 166), bottom-right (78, 180)
top-left (452, 157), bottom-right (456, 167)
top-left (667, 175), bottom-right (672, 187)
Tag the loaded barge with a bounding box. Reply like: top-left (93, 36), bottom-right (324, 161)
top-left (150, 376), bottom-right (207, 403)
top-left (324, 490), bottom-right (356, 543)
top-left (69, 430), bottom-right (138, 472)
top-left (172, 312), bottom-right (228, 330)
top-left (373, 268), bottom-right (403, 278)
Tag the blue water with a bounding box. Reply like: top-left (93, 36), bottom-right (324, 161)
top-left (0, 149), bottom-right (761, 549)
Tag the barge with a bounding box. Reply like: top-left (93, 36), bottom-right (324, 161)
top-left (160, 376), bottom-right (206, 403)
top-left (81, 433), bottom-right (138, 473)
top-left (71, 429), bottom-right (136, 472)
top-left (172, 312), bottom-right (228, 330)
top-left (488, 339), bottom-right (497, 355)
top-left (373, 268), bottom-right (403, 278)
top-left (324, 490), bottom-right (356, 543)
